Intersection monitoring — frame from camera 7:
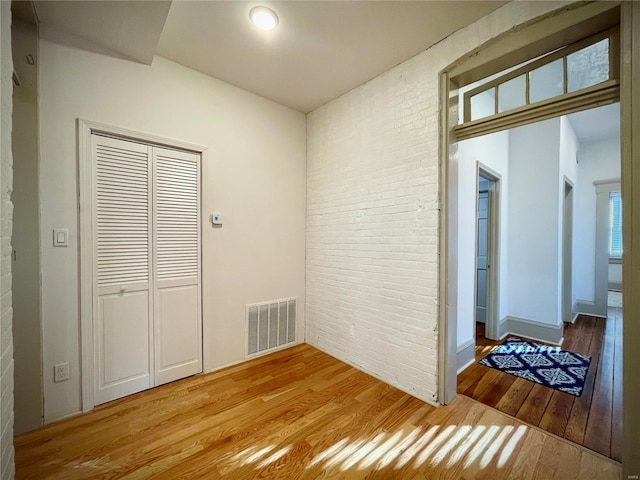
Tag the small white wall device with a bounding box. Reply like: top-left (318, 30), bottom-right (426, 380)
top-left (53, 228), bottom-right (69, 247)
top-left (211, 213), bottom-right (222, 226)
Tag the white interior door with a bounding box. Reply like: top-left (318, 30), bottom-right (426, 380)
top-left (153, 147), bottom-right (202, 385)
top-left (91, 134), bottom-right (202, 405)
top-left (93, 135), bottom-right (153, 405)
top-left (476, 190), bottom-right (489, 324)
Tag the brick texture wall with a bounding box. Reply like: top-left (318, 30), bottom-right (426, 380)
top-left (0, 1), bottom-right (13, 478)
top-left (306, 1), bottom-right (567, 405)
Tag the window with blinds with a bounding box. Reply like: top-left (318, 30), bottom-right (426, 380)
top-left (609, 191), bottom-right (622, 258)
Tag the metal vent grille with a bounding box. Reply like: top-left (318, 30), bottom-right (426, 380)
top-left (247, 298), bottom-right (296, 356)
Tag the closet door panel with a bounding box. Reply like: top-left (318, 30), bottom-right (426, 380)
top-left (96, 291), bottom-right (150, 403)
top-left (153, 147), bottom-right (202, 386)
top-left (156, 284), bottom-right (200, 376)
top-left (93, 134), bottom-right (153, 405)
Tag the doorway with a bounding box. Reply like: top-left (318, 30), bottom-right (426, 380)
top-left (79, 121), bottom-right (206, 410)
top-left (562, 178), bottom-right (574, 323)
top-left (475, 168), bottom-right (500, 341)
top-left (457, 106), bottom-right (623, 461)
top-left (440, 3), bottom-right (638, 475)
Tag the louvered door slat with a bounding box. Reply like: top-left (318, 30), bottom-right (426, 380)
top-left (155, 154), bottom-right (199, 281)
top-left (95, 138), bottom-right (150, 288)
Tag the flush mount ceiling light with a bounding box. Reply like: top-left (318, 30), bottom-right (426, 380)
top-left (250, 6), bottom-right (279, 31)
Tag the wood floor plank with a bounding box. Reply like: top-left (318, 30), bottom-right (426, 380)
top-left (516, 384), bottom-right (553, 426)
top-left (538, 390), bottom-right (574, 437)
top-left (457, 363), bottom-right (489, 393)
top-left (579, 450), bottom-right (621, 480)
top-left (583, 312), bottom-right (615, 457)
top-left (537, 324), bottom-right (579, 438)
top-left (507, 427), bottom-right (546, 480)
top-left (532, 435), bottom-right (564, 479)
top-left (552, 440), bottom-right (584, 480)
top-left (494, 378), bottom-right (534, 417)
top-left (610, 306), bottom-right (623, 462)
top-left (462, 367), bottom-right (502, 399)
top-left (564, 316), bottom-right (603, 445)
top-left (476, 370), bottom-right (516, 408)
top-left (14, 344), bottom-right (620, 480)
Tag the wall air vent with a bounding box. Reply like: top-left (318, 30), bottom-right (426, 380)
top-left (247, 298), bottom-right (296, 356)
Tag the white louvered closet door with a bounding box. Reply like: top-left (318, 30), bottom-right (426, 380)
top-left (92, 135), bottom-right (202, 405)
top-left (93, 135), bottom-right (153, 405)
top-left (152, 147), bottom-right (202, 386)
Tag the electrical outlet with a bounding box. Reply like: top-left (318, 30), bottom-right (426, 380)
top-left (54, 362), bottom-right (70, 382)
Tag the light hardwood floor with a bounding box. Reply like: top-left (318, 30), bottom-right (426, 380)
top-left (460, 305), bottom-right (622, 462)
top-left (16, 344), bottom-right (620, 479)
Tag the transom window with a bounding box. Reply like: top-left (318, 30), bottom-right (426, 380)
top-left (462, 27), bottom-right (619, 124)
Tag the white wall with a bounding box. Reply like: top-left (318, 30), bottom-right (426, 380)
top-left (456, 130), bottom-right (509, 348)
top-left (306, 1), bottom-right (568, 405)
top-left (0, 1), bottom-right (15, 477)
top-left (508, 118), bottom-right (562, 326)
top-left (558, 116), bottom-right (579, 317)
top-left (11, 17), bottom-right (42, 436)
top-left (574, 136), bottom-right (621, 302)
top-left (39, 27), bottom-right (307, 422)
top-left (455, 116), bottom-right (578, 342)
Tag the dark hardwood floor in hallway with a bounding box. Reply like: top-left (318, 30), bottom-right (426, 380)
top-left (458, 302), bottom-right (622, 462)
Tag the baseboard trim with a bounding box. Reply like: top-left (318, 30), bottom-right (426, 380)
top-left (457, 339), bottom-right (476, 374)
top-left (500, 315), bottom-right (564, 345)
top-left (204, 341), bottom-right (302, 374)
top-left (574, 299), bottom-right (607, 318)
top-left (44, 410), bottom-right (82, 426)
top-left (572, 299), bottom-right (579, 313)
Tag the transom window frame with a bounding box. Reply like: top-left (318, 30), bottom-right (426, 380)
top-left (455, 26), bottom-right (620, 140)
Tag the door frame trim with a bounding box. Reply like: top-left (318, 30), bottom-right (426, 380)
top-left (77, 119), bottom-right (208, 412)
top-left (439, 2), bottom-right (640, 476)
top-left (562, 176), bottom-right (575, 324)
top-left (475, 164), bottom-right (501, 341)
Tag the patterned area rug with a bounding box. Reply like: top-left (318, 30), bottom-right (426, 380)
top-left (479, 337), bottom-right (591, 397)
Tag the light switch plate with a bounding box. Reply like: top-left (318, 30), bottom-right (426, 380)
top-left (53, 229), bottom-right (69, 247)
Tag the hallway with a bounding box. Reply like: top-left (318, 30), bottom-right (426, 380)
top-left (458, 296), bottom-right (622, 461)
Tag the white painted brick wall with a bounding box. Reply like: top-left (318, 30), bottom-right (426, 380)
top-left (306, 1), bottom-right (569, 405)
top-left (0, 1), bottom-right (13, 478)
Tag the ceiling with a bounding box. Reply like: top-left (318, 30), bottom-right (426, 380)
top-left (33, 1), bottom-right (506, 113)
top-left (567, 103), bottom-right (620, 144)
top-left (34, 1), bottom-right (172, 64)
